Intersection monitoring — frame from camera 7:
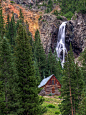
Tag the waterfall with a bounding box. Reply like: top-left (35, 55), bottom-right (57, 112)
top-left (56, 22), bottom-right (67, 67)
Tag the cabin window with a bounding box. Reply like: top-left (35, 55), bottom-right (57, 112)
top-left (52, 80), bottom-right (54, 85)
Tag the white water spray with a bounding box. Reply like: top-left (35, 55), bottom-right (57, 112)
top-left (56, 22), bottom-right (67, 67)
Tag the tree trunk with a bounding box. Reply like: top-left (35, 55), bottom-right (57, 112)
top-left (69, 81), bottom-right (73, 115)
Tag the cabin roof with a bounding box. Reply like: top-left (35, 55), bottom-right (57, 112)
top-left (38, 74), bottom-right (54, 88)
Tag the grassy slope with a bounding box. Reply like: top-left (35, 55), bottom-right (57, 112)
top-left (42, 96), bottom-right (62, 115)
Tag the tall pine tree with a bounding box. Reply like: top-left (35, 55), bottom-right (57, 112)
top-left (77, 48), bottom-right (86, 115)
top-left (46, 49), bottom-right (62, 81)
top-left (8, 14), bottom-right (16, 51)
top-left (0, 37), bottom-right (19, 114)
top-left (59, 44), bottom-right (83, 115)
top-left (77, 89), bottom-right (86, 115)
top-left (0, 4), bottom-right (4, 38)
top-left (34, 29), bottom-right (46, 80)
top-left (15, 24), bottom-right (44, 115)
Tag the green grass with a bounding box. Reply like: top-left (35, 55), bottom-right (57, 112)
top-left (42, 96), bottom-right (61, 115)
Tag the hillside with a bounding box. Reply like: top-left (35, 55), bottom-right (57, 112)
top-left (2, 0), bottom-right (40, 38)
top-left (2, 0), bottom-right (86, 56)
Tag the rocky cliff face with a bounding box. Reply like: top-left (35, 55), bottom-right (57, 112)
top-left (38, 14), bottom-right (67, 54)
top-left (2, 0), bottom-right (86, 58)
top-left (11, 0), bottom-right (36, 5)
top-left (65, 12), bottom-right (86, 57)
top-left (38, 11), bottom-right (86, 56)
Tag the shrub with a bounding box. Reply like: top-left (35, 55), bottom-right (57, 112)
top-left (58, 96), bottom-right (62, 99)
top-left (64, 11), bottom-right (73, 20)
top-left (10, 1), bottom-right (15, 3)
top-left (39, 12), bottom-right (42, 14)
top-left (57, 16), bottom-right (63, 20)
top-left (55, 111), bottom-right (60, 114)
top-left (38, 6), bottom-right (41, 9)
top-left (53, 10), bottom-right (59, 16)
top-left (47, 104), bottom-right (55, 108)
top-left (49, 93), bottom-right (52, 96)
top-left (42, 19), bottom-right (45, 22)
top-left (78, 7), bottom-right (86, 14)
top-left (38, 16), bottom-right (42, 21)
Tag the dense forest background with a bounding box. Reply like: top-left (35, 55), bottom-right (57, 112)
top-left (0, 0), bottom-right (86, 114)
top-left (34, 0), bottom-right (86, 20)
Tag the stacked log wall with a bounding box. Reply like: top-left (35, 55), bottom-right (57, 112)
top-left (39, 75), bottom-right (61, 96)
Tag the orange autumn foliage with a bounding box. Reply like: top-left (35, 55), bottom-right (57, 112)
top-left (1, 0), bottom-right (40, 38)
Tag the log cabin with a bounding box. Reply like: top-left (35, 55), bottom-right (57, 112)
top-left (38, 74), bottom-right (61, 96)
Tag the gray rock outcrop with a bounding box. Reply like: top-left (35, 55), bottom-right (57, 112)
top-left (39, 12), bottom-right (86, 57)
top-left (12, 0), bottom-right (35, 5)
top-left (39, 14), bottom-right (67, 54)
top-left (65, 12), bottom-right (86, 57)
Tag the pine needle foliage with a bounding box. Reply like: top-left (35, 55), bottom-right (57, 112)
top-left (19, 9), bottom-right (24, 23)
top-left (59, 44), bottom-right (83, 115)
top-left (82, 48), bottom-right (86, 83)
top-left (34, 29), bottom-right (46, 80)
top-left (46, 49), bottom-right (62, 81)
top-left (15, 24), bottom-right (44, 115)
top-left (77, 89), bottom-right (86, 115)
top-left (0, 37), bottom-right (19, 114)
top-left (0, 4), bottom-right (5, 38)
top-left (5, 14), bottom-right (16, 53)
top-left (77, 48), bottom-right (86, 115)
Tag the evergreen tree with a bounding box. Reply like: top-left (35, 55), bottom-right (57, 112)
top-left (58, 0), bottom-right (86, 19)
top-left (15, 24), bottom-right (44, 115)
top-left (9, 14), bottom-right (16, 45)
top-left (0, 4), bottom-right (4, 38)
top-left (77, 48), bottom-right (86, 115)
top-left (19, 9), bottom-right (24, 23)
top-left (34, 29), bottom-right (46, 80)
top-left (5, 14), bottom-right (10, 39)
top-left (0, 37), bottom-right (19, 114)
top-left (34, 58), bottom-right (41, 84)
top-left (59, 44), bottom-right (83, 115)
top-left (82, 48), bottom-right (86, 84)
top-left (6, 14), bottom-right (16, 52)
top-left (77, 89), bottom-right (86, 115)
top-left (46, 49), bottom-right (62, 81)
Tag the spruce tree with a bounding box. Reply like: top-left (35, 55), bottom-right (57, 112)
top-left (0, 4), bottom-right (4, 38)
top-left (82, 48), bottom-right (86, 84)
top-left (5, 14), bottom-right (10, 39)
top-left (0, 37), bottom-right (19, 114)
top-left (15, 24), bottom-right (44, 115)
top-left (8, 14), bottom-right (16, 49)
top-left (19, 9), bottom-right (24, 23)
top-left (77, 48), bottom-right (86, 115)
top-left (77, 89), bottom-right (86, 115)
top-left (46, 49), bottom-right (62, 81)
top-left (59, 44), bottom-right (83, 115)
top-left (34, 58), bottom-right (41, 84)
top-left (34, 29), bottom-right (46, 80)
top-left (5, 13), bottom-right (16, 53)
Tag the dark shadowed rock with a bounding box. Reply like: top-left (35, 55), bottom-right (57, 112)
top-left (12, 0), bottom-right (35, 5)
top-left (39, 14), bottom-right (67, 54)
top-left (65, 12), bottom-right (86, 57)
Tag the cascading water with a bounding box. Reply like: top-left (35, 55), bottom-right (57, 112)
top-left (56, 22), bottom-right (67, 67)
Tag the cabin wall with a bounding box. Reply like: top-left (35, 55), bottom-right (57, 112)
top-left (39, 75), bottom-right (61, 96)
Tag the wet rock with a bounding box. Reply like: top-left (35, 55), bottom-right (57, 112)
top-left (39, 14), bottom-right (67, 54)
top-left (65, 12), bottom-right (86, 57)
